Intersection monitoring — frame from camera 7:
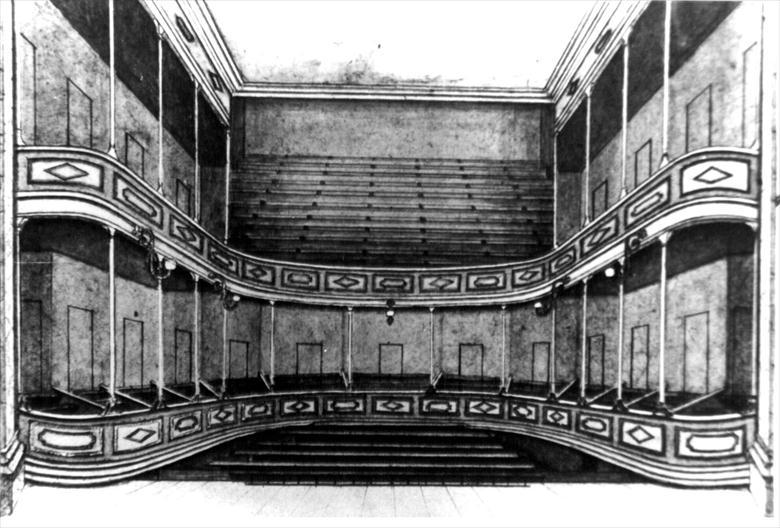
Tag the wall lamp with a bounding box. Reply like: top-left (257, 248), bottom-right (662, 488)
top-left (133, 226), bottom-right (176, 280)
top-left (604, 261), bottom-right (623, 279)
top-left (209, 274), bottom-right (241, 311)
top-left (386, 299), bottom-right (396, 326)
top-left (533, 299), bottom-right (552, 317)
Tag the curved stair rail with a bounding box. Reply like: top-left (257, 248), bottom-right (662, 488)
top-left (15, 145), bottom-right (759, 306)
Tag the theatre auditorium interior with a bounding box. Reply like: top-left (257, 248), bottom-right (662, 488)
top-left (0, 0), bottom-right (779, 521)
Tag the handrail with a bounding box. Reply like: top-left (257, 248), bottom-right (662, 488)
top-left (99, 384), bottom-right (152, 409)
top-left (15, 145), bottom-right (760, 306)
top-left (625, 390), bottom-right (659, 408)
top-left (586, 386), bottom-right (616, 405)
top-left (671, 389), bottom-right (725, 414)
top-left (199, 380), bottom-right (222, 399)
top-left (554, 378), bottom-right (578, 400)
top-left (259, 371), bottom-right (272, 392)
top-left (52, 387), bottom-right (106, 412)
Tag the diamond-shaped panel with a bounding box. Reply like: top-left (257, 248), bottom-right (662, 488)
top-left (692, 166), bottom-right (732, 184)
top-left (472, 400), bottom-right (498, 414)
top-left (214, 409), bottom-right (232, 422)
top-left (548, 410), bottom-right (566, 424)
top-left (125, 427), bottom-right (155, 444)
top-left (45, 162), bottom-right (89, 181)
top-left (333, 275), bottom-right (359, 289)
top-left (627, 425), bottom-right (653, 445)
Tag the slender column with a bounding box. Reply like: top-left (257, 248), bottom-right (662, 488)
top-left (107, 0), bottom-right (117, 158)
top-left (192, 275), bottom-right (201, 398)
top-left (429, 307), bottom-right (435, 382)
top-left (657, 232), bottom-right (671, 409)
top-left (107, 227), bottom-right (116, 403)
top-left (269, 301), bottom-right (275, 385)
top-left (579, 279), bottom-right (589, 403)
top-left (620, 30), bottom-right (630, 197)
top-left (156, 278), bottom-right (165, 404)
top-left (660, 0), bottom-right (671, 166)
top-left (194, 85), bottom-right (200, 221)
top-left (501, 305), bottom-right (507, 386)
top-left (347, 307), bottom-right (353, 385)
top-left (549, 300), bottom-right (557, 396)
top-left (552, 132), bottom-right (558, 246)
top-left (156, 25), bottom-right (164, 193)
top-left (221, 307), bottom-right (228, 394)
top-left (583, 85), bottom-right (592, 226)
top-left (223, 130), bottom-right (231, 243)
top-left (615, 257), bottom-right (626, 407)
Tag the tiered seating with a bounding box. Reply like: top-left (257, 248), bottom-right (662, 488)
top-left (229, 155), bottom-right (553, 266)
top-left (149, 423), bottom-right (543, 485)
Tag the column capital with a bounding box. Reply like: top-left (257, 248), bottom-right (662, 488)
top-left (429, 306), bottom-right (435, 313)
top-left (269, 300), bottom-right (276, 306)
top-left (500, 304), bottom-right (507, 312)
top-left (101, 225), bottom-right (116, 237)
top-left (346, 306), bottom-right (353, 313)
top-left (658, 231), bottom-right (672, 245)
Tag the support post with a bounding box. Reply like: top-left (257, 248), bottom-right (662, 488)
top-left (269, 301), bottom-right (275, 385)
top-left (156, 25), bottom-right (164, 193)
top-left (583, 85), bottom-right (592, 226)
top-left (107, 0), bottom-right (117, 158)
top-left (552, 132), bottom-right (558, 247)
top-left (192, 275), bottom-right (201, 399)
top-left (579, 279), bottom-right (589, 405)
top-left (194, 85), bottom-right (200, 221)
top-left (615, 256), bottom-right (627, 411)
top-left (221, 307), bottom-right (227, 395)
top-left (223, 130), bottom-right (231, 244)
top-left (347, 307), bottom-right (353, 385)
top-left (660, 0), bottom-right (671, 167)
top-left (620, 30), bottom-right (630, 197)
top-left (549, 300), bottom-right (557, 398)
top-left (501, 305), bottom-right (507, 387)
top-left (156, 277), bottom-right (165, 405)
top-left (657, 232), bottom-right (671, 413)
top-left (429, 307), bottom-right (435, 383)
top-left (107, 227), bottom-right (116, 405)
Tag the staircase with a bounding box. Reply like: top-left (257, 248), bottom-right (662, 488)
top-left (151, 423), bottom-right (543, 486)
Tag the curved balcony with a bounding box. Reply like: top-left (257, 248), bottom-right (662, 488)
top-left (14, 144), bottom-right (760, 488)
top-left (16, 145), bottom-right (759, 306)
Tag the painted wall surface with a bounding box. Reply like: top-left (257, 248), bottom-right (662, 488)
top-left (509, 303), bottom-right (553, 383)
top-left (272, 305), bottom-right (344, 375)
top-left (226, 300), bottom-right (263, 379)
top-left (162, 289), bottom-right (195, 386)
top-left (352, 309), bottom-right (430, 375)
top-left (622, 283), bottom-right (660, 391)
top-left (115, 276), bottom-right (157, 389)
top-left (200, 290), bottom-right (223, 383)
top-left (439, 308), bottom-right (503, 378)
top-left (241, 99), bottom-right (543, 161)
top-left (556, 172), bottom-right (582, 244)
top-left (19, 253), bottom-right (53, 394)
top-left (50, 254), bottom-right (109, 392)
top-left (727, 253), bottom-right (754, 395)
top-left (585, 284), bottom-right (620, 389)
top-left (554, 293), bottom-right (582, 385)
top-left (16, 0), bottom-right (110, 149)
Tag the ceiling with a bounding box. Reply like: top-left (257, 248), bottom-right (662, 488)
top-left (206, 0), bottom-right (594, 89)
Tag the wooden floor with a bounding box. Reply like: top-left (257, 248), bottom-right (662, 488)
top-left (4, 480), bottom-right (772, 527)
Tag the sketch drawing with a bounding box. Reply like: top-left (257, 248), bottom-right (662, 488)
top-left (0, 1), bottom-right (778, 526)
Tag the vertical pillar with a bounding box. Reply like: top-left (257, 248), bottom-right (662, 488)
top-left (579, 278), bottom-right (589, 404)
top-left (156, 277), bottom-right (165, 404)
top-left (552, 133), bottom-right (558, 247)
top-left (429, 307), bottom-right (435, 382)
top-left (549, 300), bottom-right (557, 397)
top-left (192, 275), bottom-right (201, 398)
top-left (194, 85), bottom-right (200, 221)
top-left (107, 0), bottom-right (117, 158)
top-left (156, 25), bottom-right (164, 193)
top-left (620, 30), bottom-right (630, 197)
top-left (660, 0), bottom-right (671, 167)
top-left (269, 301), bottom-right (275, 385)
top-left (107, 227), bottom-right (116, 404)
top-left (657, 232), bottom-right (671, 411)
top-left (501, 305), bottom-right (507, 387)
top-left (347, 307), bottom-right (353, 385)
top-left (221, 307), bottom-right (227, 395)
top-left (223, 130), bottom-right (231, 243)
top-left (583, 86), bottom-right (592, 226)
top-left (615, 257), bottom-right (626, 409)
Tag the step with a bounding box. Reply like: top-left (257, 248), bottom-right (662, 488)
top-left (238, 440), bottom-right (506, 451)
top-left (209, 460), bottom-right (535, 470)
top-left (231, 448), bottom-right (513, 458)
